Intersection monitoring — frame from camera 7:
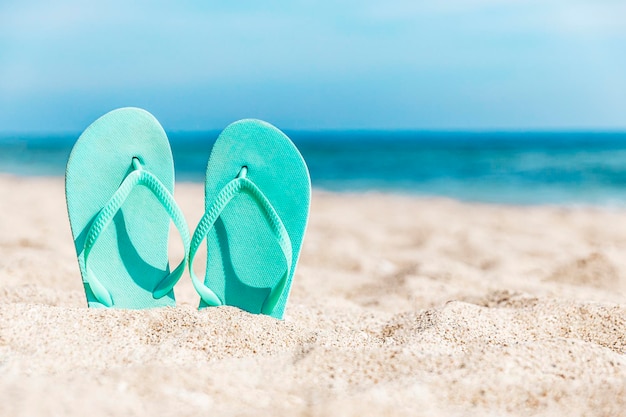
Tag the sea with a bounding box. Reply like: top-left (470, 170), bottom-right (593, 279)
top-left (2, 131), bottom-right (626, 206)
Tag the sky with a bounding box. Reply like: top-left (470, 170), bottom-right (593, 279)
top-left (1, 0), bottom-right (625, 133)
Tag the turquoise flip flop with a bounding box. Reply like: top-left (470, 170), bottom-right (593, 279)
top-left (189, 119), bottom-right (311, 319)
top-left (65, 107), bottom-right (190, 309)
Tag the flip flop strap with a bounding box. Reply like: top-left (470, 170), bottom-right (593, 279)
top-left (189, 173), bottom-right (293, 315)
top-left (83, 162), bottom-right (190, 307)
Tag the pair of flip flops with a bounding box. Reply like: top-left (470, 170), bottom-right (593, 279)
top-left (65, 108), bottom-right (310, 319)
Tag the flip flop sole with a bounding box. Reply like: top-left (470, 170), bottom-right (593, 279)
top-left (200, 119), bottom-right (311, 318)
top-left (65, 108), bottom-right (177, 308)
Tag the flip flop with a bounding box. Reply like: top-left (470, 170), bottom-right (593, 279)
top-left (189, 119), bottom-right (311, 319)
top-left (65, 107), bottom-right (190, 309)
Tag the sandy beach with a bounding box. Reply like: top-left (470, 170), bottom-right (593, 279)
top-left (0, 174), bottom-right (625, 416)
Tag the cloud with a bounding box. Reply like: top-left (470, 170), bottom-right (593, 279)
top-left (360, 0), bottom-right (626, 38)
top-left (550, 2), bottom-right (626, 37)
top-left (0, 1), bottom-right (112, 37)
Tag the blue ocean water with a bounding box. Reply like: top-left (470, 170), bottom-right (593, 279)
top-left (2, 131), bottom-right (626, 205)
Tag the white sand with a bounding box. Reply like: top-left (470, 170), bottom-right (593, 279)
top-left (0, 175), bottom-right (625, 416)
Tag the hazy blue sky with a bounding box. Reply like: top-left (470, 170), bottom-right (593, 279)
top-left (1, 1), bottom-right (625, 132)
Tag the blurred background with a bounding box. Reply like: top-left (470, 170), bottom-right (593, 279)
top-left (1, 1), bottom-right (626, 204)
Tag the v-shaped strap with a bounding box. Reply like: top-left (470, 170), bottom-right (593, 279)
top-left (189, 167), bottom-right (293, 315)
top-left (82, 158), bottom-right (190, 307)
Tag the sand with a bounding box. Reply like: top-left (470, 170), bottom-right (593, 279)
top-left (0, 174), bottom-right (625, 416)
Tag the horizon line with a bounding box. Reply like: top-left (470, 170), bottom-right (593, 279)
top-left (2, 128), bottom-right (626, 137)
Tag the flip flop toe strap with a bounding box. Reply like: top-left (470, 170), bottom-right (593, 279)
top-left (189, 169), bottom-right (293, 315)
top-left (82, 160), bottom-right (190, 307)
